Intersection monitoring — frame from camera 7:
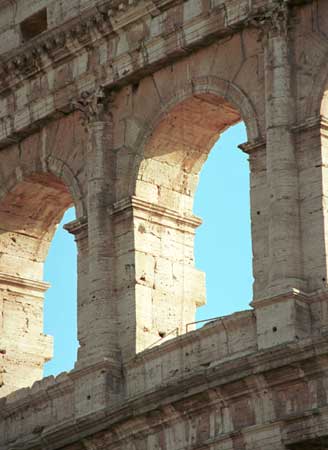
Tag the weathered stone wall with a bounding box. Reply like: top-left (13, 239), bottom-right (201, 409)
top-left (1, 0), bottom-right (328, 449)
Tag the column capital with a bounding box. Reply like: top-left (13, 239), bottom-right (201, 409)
top-left (250, 1), bottom-right (290, 43)
top-left (112, 196), bottom-right (202, 232)
top-left (238, 139), bottom-right (266, 155)
top-left (64, 216), bottom-right (88, 241)
top-left (71, 86), bottom-right (114, 128)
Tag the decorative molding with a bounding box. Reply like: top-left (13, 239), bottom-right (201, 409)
top-left (0, 0), bottom-right (292, 95)
top-left (251, 288), bottom-right (310, 308)
top-left (238, 139), bottom-right (266, 155)
top-left (64, 216), bottom-right (88, 241)
top-left (71, 86), bottom-right (111, 127)
top-left (0, 0), bottom-right (182, 90)
top-left (291, 115), bottom-right (322, 132)
top-left (0, 272), bottom-right (50, 297)
top-left (113, 196), bottom-right (202, 230)
top-left (4, 333), bottom-right (328, 450)
top-left (247, 0), bottom-right (290, 42)
top-left (291, 116), bottom-right (328, 138)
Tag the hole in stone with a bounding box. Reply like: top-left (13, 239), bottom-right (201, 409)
top-left (132, 82), bottom-right (140, 93)
top-left (158, 331), bottom-right (166, 338)
top-left (138, 224), bottom-right (146, 234)
top-left (20, 9), bottom-right (48, 42)
top-left (272, 326), bottom-right (277, 332)
top-left (323, 277), bottom-right (326, 282)
top-left (257, 211), bottom-right (260, 215)
top-left (87, 395), bottom-right (91, 400)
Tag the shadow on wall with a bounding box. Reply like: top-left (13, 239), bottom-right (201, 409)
top-left (194, 122), bottom-right (253, 325)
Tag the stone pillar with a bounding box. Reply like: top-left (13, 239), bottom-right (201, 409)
top-left (72, 88), bottom-right (119, 368)
top-left (253, 3), bottom-right (310, 348)
top-left (264, 5), bottom-right (304, 295)
top-left (113, 196), bottom-right (206, 361)
top-left (64, 217), bottom-right (89, 363)
top-left (292, 117), bottom-right (328, 293)
top-left (239, 140), bottom-right (268, 302)
top-left (0, 273), bottom-right (52, 397)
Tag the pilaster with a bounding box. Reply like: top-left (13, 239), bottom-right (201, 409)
top-left (64, 217), bottom-right (89, 364)
top-left (253, 2), bottom-right (309, 348)
top-left (113, 196), bottom-right (206, 361)
top-left (71, 88), bottom-right (120, 368)
top-left (239, 140), bottom-right (268, 302)
top-left (263, 2), bottom-right (305, 295)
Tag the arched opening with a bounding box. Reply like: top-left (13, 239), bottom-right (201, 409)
top-left (130, 89), bottom-right (255, 353)
top-left (43, 207), bottom-right (77, 377)
top-left (138, 93), bottom-right (241, 212)
top-left (0, 172), bottom-right (76, 395)
top-left (194, 122), bottom-right (252, 323)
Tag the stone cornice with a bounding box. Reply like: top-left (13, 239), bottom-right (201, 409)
top-left (64, 216), bottom-right (88, 240)
top-left (0, 0), bottom-right (281, 96)
top-left (0, 0), bottom-right (183, 94)
top-left (0, 1), bottom-right (276, 149)
top-left (0, 272), bottom-right (50, 297)
top-left (251, 287), bottom-right (310, 308)
top-left (113, 196), bottom-right (202, 230)
top-left (239, 139), bottom-right (266, 154)
top-left (291, 115), bottom-right (328, 133)
top-left (4, 334), bottom-right (328, 450)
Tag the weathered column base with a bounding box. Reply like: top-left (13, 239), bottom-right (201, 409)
top-left (252, 290), bottom-right (311, 350)
top-left (71, 359), bottom-right (124, 418)
top-left (113, 196), bottom-right (206, 361)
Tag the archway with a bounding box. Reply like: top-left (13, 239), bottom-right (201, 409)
top-left (0, 172), bottom-right (75, 395)
top-left (43, 207), bottom-right (77, 377)
top-left (124, 89), bottom-right (257, 355)
top-left (194, 122), bottom-right (252, 324)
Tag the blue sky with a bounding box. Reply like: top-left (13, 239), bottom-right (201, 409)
top-left (43, 122), bottom-right (252, 377)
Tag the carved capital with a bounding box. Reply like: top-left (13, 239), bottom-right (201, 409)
top-left (239, 139), bottom-right (266, 155)
top-left (71, 86), bottom-right (112, 127)
top-left (267, 1), bottom-right (289, 37)
top-left (64, 216), bottom-right (88, 241)
top-left (249, 1), bottom-right (290, 42)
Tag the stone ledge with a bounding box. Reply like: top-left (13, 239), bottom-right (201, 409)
top-left (0, 0), bottom-right (270, 150)
top-left (0, 272), bottom-right (50, 298)
top-left (113, 195), bottom-right (202, 230)
top-left (3, 332), bottom-right (328, 450)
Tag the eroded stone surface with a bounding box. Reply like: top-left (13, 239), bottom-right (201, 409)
top-left (0, 0), bottom-right (328, 449)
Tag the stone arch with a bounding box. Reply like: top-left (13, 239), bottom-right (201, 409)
top-left (131, 76), bottom-right (259, 212)
top-left (0, 111), bottom-right (89, 394)
top-left (0, 167), bottom-right (80, 395)
top-left (0, 170), bottom-right (74, 278)
top-left (0, 155), bottom-right (86, 220)
top-left (305, 52), bottom-right (328, 120)
top-left (114, 76), bottom-right (259, 356)
top-left (45, 156), bottom-right (86, 219)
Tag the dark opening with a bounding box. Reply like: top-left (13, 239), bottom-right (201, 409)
top-left (20, 9), bottom-right (47, 42)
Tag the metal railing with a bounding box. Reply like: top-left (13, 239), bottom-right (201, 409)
top-left (186, 316), bottom-right (221, 332)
